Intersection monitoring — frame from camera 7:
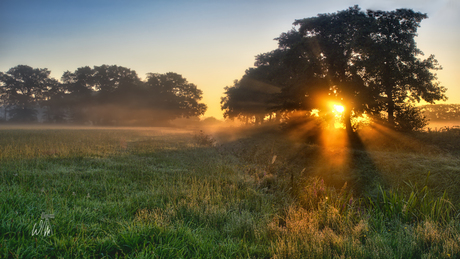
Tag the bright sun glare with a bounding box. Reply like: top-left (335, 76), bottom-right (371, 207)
top-left (333, 104), bottom-right (344, 114)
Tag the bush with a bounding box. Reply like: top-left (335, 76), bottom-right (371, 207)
top-left (193, 130), bottom-right (216, 146)
top-left (395, 103), bottom-right (429, 132)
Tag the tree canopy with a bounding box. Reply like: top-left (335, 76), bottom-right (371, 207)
top-left (221, 6), bottom-right (447, 131)
top-left (0, 65), bottom-right (207, 125)
top-left (0, 65), bottom-right (58, 122)
top-left (221, 65), bottom-right (282, 124)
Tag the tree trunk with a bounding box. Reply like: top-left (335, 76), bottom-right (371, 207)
top-left (275, 112), bottom-right (281, 123)
top-left (343, 108), bottom-right (353, 135)
top-left (255, 115), bottom-right (262, 125)
top-left (386, 85), bottom-right (395, 127)
top-left (383, 62), bottom-right (396, 128)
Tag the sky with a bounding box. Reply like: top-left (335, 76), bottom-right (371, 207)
top-left (1, 0), bottom-right (459, 119)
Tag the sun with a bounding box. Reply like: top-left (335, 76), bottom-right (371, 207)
top-left (328, 103), bottom-right (345, 129)
top-left (333, 104), bottom-right (344, 114)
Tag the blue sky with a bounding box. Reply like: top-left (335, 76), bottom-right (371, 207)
top-left (1, 0), bottom-right (459, 119)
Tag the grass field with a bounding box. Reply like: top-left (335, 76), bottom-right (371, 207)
top-left (1, 125), bottom-right (460, 258)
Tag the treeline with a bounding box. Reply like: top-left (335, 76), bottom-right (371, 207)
top-left (0, 65), bottom-right (207, 125)
top-left (421, 104), bottom-right (460, 121)
top-left (221, 6), bottom-right (447, 132)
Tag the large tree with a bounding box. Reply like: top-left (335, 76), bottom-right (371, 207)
top-left (1, 64), bottom-right (207, 125)
top-left (0, 65), bottom-right (58, 122)
top-left (60, 66), bottom-right (95, 123)
top-left (221, 64), bottom-right (282, 124)
top-left (362, 9), bottom-right (447, 126)
top-left (289, 6), bottom-right (374, 132)
top-left (224, 6), bottom-right (446, 132)
top-left (92, 65), bottom-right (141, 96)
top-left (284, 6), bottom-right (446, 131)
top-left (59, 68), bottom-right (207, 125)
top-left (145, 72), bottom-right (207, 121)
top-left (222, 7), bottom-right (376, 131)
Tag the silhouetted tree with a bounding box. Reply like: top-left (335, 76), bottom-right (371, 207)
top-left (362, 9), bottom-right (447, 127)
top-left (59, 68), bottom-right (207, 125)
top-left (1, 65), bottom-right (207, 125)
top-left (0, 72), bottom-right (8, 121)
top-left (223, 7), bottom-right (374, 131)
top-left (0, 65), bottom-right (57, 122)
top-left (61, 65), bottom-right (144, 125)
top-left (91, 65), bottom-right (142, 124)
top-left (221, 51), bottom-right (287, 124)
top-left (224, 6), bottom-right (446, 132)
top-left (60, 66), bottom-right (95, 123)
top-left (220, 75), bottom-right (280, 124)
top-left (42, 81), bottom-right (69, 123)
top-left (92, 65), bottom-right (141, 97)
top-left (145, 72), bottom-right (207, 122)
top-left (288, 6), bottom-right (375, 133)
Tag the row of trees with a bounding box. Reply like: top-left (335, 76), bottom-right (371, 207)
top-left (221, 6), bottom-right (447, 131)
top-left (0, 65), bottom-right (207, 125)
top-left (421, 104), bottom-right (460, 121)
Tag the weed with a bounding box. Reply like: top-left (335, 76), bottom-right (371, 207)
top-left (193, 130), bottom-right (216, 147)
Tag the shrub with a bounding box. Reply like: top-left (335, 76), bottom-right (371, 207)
top-left (193, 130), bottom-right (216, 147)
top-left (395, 103), bottom-right (429, 132)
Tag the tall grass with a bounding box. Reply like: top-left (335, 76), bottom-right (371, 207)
top-left (1, 127), bottom-right (459, 258)
top-left (368, 179), bottom-right (457, 225)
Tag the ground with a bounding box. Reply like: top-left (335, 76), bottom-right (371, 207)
top-left (1, 125), bottom-right (459, 258)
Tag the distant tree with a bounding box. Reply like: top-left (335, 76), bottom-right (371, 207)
top-left (1, 65), bottom-right (207, 126)
top-left (145, 72), bottom-right (207, 122)
top-left (201, 116), bottom-right (222, 125)
top-left (91, 65), bottom-right (142, 124)
top-left (420, 104), bottom-right (460, 121)
top-left (92, 65), bottom-right (141, 97)
top-left (0, 65), bottom-right (58, 122)
top-left (0, 72), bottom-right (8, 121)
top-left (61, 66), bottom-right (94, 96)
top-left (42, 81), bottom-right (69, 123)
top-left (60, 66), bottom-right (95, 123)
top-left (60, 65), bottom-right (143, 125)
top-left (60, 67), bottom-right (207, 125)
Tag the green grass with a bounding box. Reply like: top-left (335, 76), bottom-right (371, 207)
top-left (1, 126), bottom-right (460, 258)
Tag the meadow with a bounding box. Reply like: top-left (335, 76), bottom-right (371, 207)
top-left (1, 125), bottom-right (459, 258)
